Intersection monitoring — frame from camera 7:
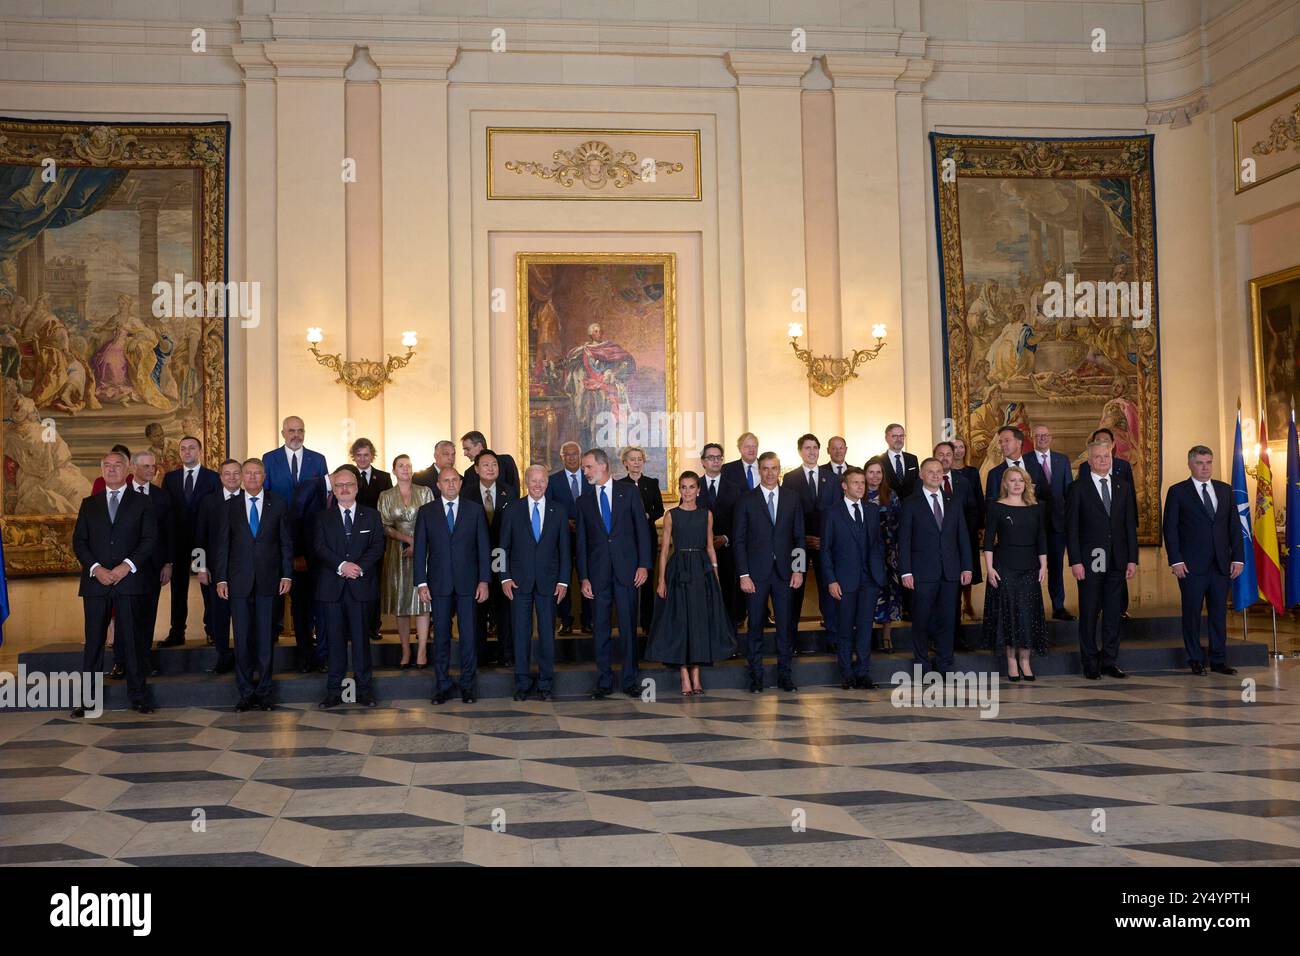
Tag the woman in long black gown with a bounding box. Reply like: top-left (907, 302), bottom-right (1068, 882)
top-left (645, 472), bottom-right (736, 696)
top-left (981, 466), bottom-right (1048, 681)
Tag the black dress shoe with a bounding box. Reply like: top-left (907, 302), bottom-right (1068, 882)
top-left (297, 661), bottom-right (311, 674)
top-left (1052, 608), bottom-right (1076, 621)
top-left (157, 635), bottom-right (184, 648)
top-left (235, 697), bottom-right (255, 712)
top-left (1084, 668), bottom-right (1101, 680)
top-left (856, 678), bottom-right (878, 690)
top-left (1120, 611), bottom-right (1132, 621)
top-left (1210, 663), bottom-right (1238, 676)
top-left (623, 686), bottom-right (641, 698)
top-left (319, 695), bottom-right (343, 709)
top-left (778, 678), bottom-right (797, 692)
top-left (109, 664), bottom-right (126, 680)
top-left (1190, 661), bottom-right (1205, 675)
top-left (1101, 665), bottom-right (1128, 679)
top-left (370, 633), bottom-right (384, 642)
top-left (538, 691), bottom-right (552, 701)
top-left (258, 697), bottom-right (276, 711)
top-left (70, 707), bottom-right (87, 718)
top-left (133, 703), bottom-right (156, 714)
top-left (591, 688), bottom-right (609, 700)
top-left (432, 690), bottom-right (452, 705)
top-left (360, 695), bottom-right (378, 707)
top-left (748, 679), bottom-right (762, 693)
top-left (580, 625), bottom-right (593, 635)
top-left (461, 691), bottom-right (477, 704)
top-left (206, 632), bottom-right (214, 646)
top-left (840, 678), bottom-right (854, 690)
top-left (513, 689), bottom-right (529, 701)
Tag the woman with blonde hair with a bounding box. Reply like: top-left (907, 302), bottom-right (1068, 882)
top-left (377, 454), bottom-right (435, 668)
top-left (981, 466), bottom-right (1048, 681)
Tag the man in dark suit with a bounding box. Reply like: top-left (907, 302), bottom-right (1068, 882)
top-left (783, 433), bottom-right (830, 648)
top-left (899, 458), bottom-right (973, 675)
top-left (214, 459), bottom-right (294, 711)
top-left (699, 443), bottom-right (742, 631)
top-left (1067, 440), bottom-right (1139, 679)
top-left (935, 441), bottom-right (981, 651)
top-left (984, 425), bottom-right (1050, 507)
top-left (349, 438), bottom-right (391, 642)
top-left (112, 452), bottom-right (172, 679)
top-left (315, 467), bottom-right (387, 708)
top-left (547, 440), bottom-right (592, 634)
top-left (292, 465), bottom-right (361, 672)
top-left (413, 439), bottom-right (457, 490)
top-left (461, 430), bottom-right (520, 492)
top-left (501, 464), bottom-right (571, 700)
top-left (471, 449), bottom-right (518, 666)
top-left (72, 450), bottom-right (158, 716)
top-left (721, 431), bottom-right (761, 495)
top-left (820, 466), bottom-right (886, 690)
top-left (1030, 424), bottom-right (1076, 621)
top-left (881, 423), bottom-right (919, 500)
top-left (576, 448), bottom-right (653, 699)
top-left (263, 416), bottom-right (329, 638)
top-left (1078, 426), bottom-right (1139, 618)
top-left (733, 451), bottom-right (806, 694)
top-left (1163, 445), bottom-right (1245, 676)
top-left (195, 459), bottom-right (243, 674)
top-left (415, 467), bottom-right (491, 704)
top-left (820, 436), bottom-right (851, 504)
top-left (160, 435), bottom-right (219, 646)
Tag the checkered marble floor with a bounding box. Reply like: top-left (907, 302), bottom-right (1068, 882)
top-left (2, 663), bottom-right (1300, 867)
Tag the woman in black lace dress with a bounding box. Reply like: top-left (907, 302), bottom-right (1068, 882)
top-left (645, 472), bottom-right (736, 696)
top-left (981, 466), bottom-right (1048, 681)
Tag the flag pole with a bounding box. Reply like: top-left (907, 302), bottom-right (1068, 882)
top-left (1272, 606), bottom-right (1281, 660)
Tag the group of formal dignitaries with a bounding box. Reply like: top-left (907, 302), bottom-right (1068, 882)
top-left (70, 414), bottom-right (1244, 716)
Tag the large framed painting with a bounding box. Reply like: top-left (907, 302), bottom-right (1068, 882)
top-left (930, 134), bottom-right (1162, 544)
top-left (517, 252), bottom-right (679, 497)
top-left (1251, 264), bottom-right (1300, 440)
top-left (0, 118), bottom-right (229, 575)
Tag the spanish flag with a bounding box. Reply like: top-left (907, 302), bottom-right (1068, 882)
top-left (1253, 416), bottom-right (1285, 613)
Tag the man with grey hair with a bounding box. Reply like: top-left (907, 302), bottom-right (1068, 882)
top-left (1066, 440), bottom-right (1138, 679)
top-left (1162, 445), bottom-right (1244, 675)
top-left (73, 451), bottom-right (158, 715)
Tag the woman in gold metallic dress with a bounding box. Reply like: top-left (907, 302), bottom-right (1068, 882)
top-left (378, 455), bottom-right (435, 668)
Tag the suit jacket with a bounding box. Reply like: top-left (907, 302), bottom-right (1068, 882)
top-left (782, 465), bottom-right (827, 542)
top-left (261, 445), bottom-right (329, 505)
top-left (195, 490), bottom-right (238, 575)
top-left (880, 449), bottom-right (920, 500)
top-left (898, 487), bottom-right (972, 583)
top-left (291, 478), bottom-right (332, 563)
top-left (820, 496), bottom-right (886, 592)
top-left (413, 496), bottom-right (491, 596)
top-left (356, 468), bottom-right (393, 510)
top-left (162, 465), bottom-right (219, 554)
top-left (617, 474), bottom-right (665, 527)
top-left (1078, 456), bottom-right (1138, 521)
top-left (1026, 449), bottom-right (1073, 531)
top-left (213, 490), bottom-right (294, 598)
top-left (699, 472), bottom-right (739, 545)
top-left (546, 468), bottom-right (592, 524)
top-left (463, 453), bottom-right (520, 496)
top-left (1066, 471), bottom-right (1139, 571)
top-left (721, 458), bottom-right (761, 496)
top-left (1163, 478), bottom-right (1241, 576)
top-left (313, 503), bottom-right (386, 603)
top-left (471, 481), bottom-right (519, 546)
top-left (957, 465), bottom-right (985, 538)
top-left (130, 484), bottom-right (173, 580)
top-left (732, 484), bottom-right (806, 585)
top-left (499, 495), bottom-right (572, 594)
top-left (412, 462), bottom-right (442, 491)
top-left (818, 462), bottom-right (851, 505)
top-left (944, 471), bottom-right (981, 549)
top-left (576, 480), bottom-right (653, 589)
top-left (73, 487), bottom-right (157, 598)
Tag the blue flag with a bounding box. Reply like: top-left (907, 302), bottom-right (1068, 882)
top-left (1231, 408), bottom-right (1258, 611)
top-left (0, 531), bottom-right (8, 647)
top-left (1287, 409), bottom-right (1300, 607)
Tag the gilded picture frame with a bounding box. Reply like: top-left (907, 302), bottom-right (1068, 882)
top-left (1250, 263), bottom-right (1300, 441)
top-left (516, 252), bottom-right (679, 500)
top-left (0, 118), bottom-right (229, 576)
top-left (930, 133), bottom-right (1162, 545)
top-left (1233, 82), bottom-right (1300, 194)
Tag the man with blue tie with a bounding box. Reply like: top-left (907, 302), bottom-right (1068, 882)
top-left (733, 451), bottom-right (806, 693)
top-left (1163, 446), bottom-right (1244, 676)
top-left (547, 441), bottom-right (592, 635)
top-left (899, 458), bottom-right (973, 675)
top-left (214, 459), bottom-right (294, 712)
top-left (576, 448), bottom-right (652, 699)
top-left (501, 465), bottom-right (571, 700)
top-left (315, 467), bottom-right (387, 708)
top-left (721, 432), bottom-right (761, 496)
top-left (262, 416), bottom-right (329, 641)
top-left (820, 467), bottom-right (886, 690)
top-left (160, 435), bottom-right (219, 647)
top-left (1030, 424), bottom-right (1076, 621)
top-left (414, 468), bottom-right (490, 704)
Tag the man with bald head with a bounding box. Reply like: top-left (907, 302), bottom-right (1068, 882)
top-left (262, 416), bottom-right (328, 639)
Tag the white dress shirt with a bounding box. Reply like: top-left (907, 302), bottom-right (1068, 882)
top-left (1090, 470), bottom-right (1112, 497)
top-left (416, 496), bottom-right (461, 589)
top-left (1196, 479), bottom-right (1217, 511)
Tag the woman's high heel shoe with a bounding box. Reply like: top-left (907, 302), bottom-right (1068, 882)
top-left (399, 661), bottom-right (412, 671)
top-left (1021, 669), bottom-right (1036, 682)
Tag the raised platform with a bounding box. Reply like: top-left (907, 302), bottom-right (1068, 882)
top-left (16, 616), bottom-right (1273, 711)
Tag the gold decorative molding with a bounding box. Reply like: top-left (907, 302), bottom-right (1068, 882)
top-left (488, 128), bottom-right (701, 201)
top-left (1233, 82), bottom-right (1300, 194)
